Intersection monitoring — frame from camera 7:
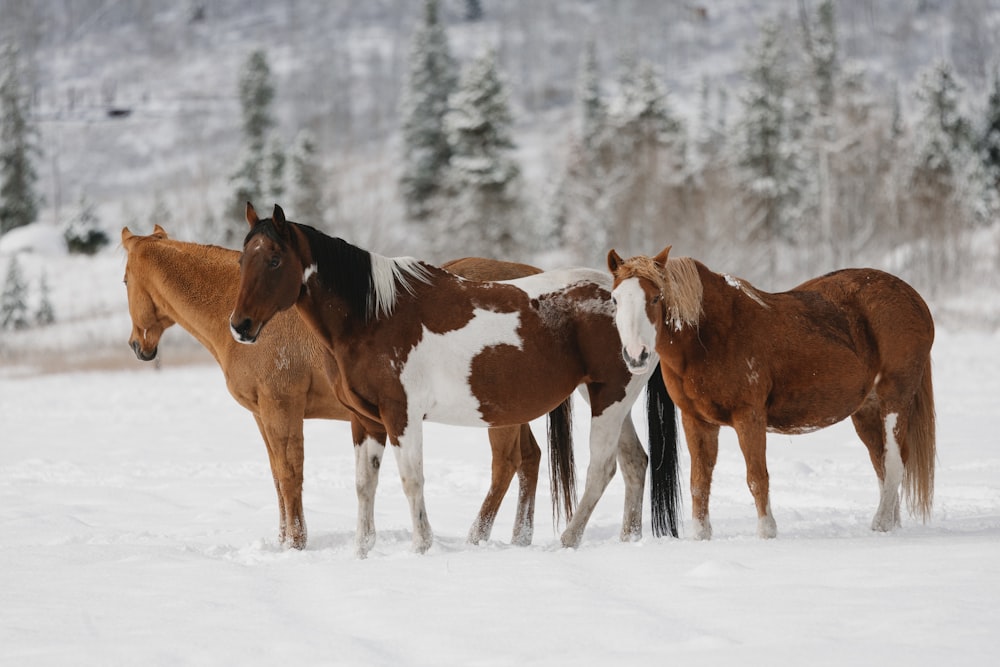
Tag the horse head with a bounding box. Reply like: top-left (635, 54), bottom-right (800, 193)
top-left (121, 225), bottom-right (174, 361)
top-left (230, 202), bottom-right (309, 344)
top-left (607, 246), bottom-right (672, 374)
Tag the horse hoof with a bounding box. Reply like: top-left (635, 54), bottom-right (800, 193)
top-left (560, 530), bottom-right (582, 549)
top-left (692, 520), bottom-right (712, 541)
top-left (757, 516), bottom-right (777, 539)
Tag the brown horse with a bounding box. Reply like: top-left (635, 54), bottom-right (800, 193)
top-left (120, 225), bottom-right (565, 549)
top-left (608, 246), bottom-right (936, 539)
top-left (229, 204), bottom-right (680, 555)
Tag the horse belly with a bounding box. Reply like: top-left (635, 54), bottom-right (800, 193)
top-left (766, 381), bottom-right (868, 434)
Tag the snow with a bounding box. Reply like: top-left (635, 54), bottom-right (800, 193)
top-left (1, 243), bottom-right (999, 663)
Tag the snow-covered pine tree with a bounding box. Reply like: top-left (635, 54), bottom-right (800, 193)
top-left (399, 0), bottom-right (457, 222)
top-left (734, 20), bottom-right (799, 253)
top-left (0, 44), bottom-right (41, 236)
top-left (289, 129), bottom-right (325, 228)
top-left (577, 40), bottom-right (606, 154)
top-left (229, 50), bottom-right (276, 225)
top-left (1, 254), bottom-right (30, 331)
top-left (35, 271), bottom-right (54, 326)
top-left (602, 58), bottom-right (685, 253)
top-left (979, 67), bottom-right (1000, 189)
top-left (438, 49), bottom-right (526, 260)
top-left (907, 59), bottom-right (989, 291)
top-left (803, 0), bottom-right (838, 118)
top-left (63, 196), bottom-right (109, 255)
top-left (266, 135), bottom-right (286, 205)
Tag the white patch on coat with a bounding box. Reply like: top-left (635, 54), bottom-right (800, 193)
top-left (746, 357), bottom-right (760, 384)
top-left (302, 263), bottom-right (317, 284)
top-left (500, 268), bottom-right (610, 299)
top-left (611, 278), bottom-right (657, 364)
top-left (398, 308), bottom-right (522, 427)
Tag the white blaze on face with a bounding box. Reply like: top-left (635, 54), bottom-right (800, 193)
top-left (612, 277), bottom-right (657, 371)
top-left (398, 308), bottom-right (523, 427)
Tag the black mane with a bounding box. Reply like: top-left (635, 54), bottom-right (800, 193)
top-left (246, 218), bottom-right (374, 322)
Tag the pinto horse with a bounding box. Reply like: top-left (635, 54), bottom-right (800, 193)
top-left (121, 225), bottom-right (566, 549)
top-left (230, 204), bottom-right (680, 555)
top-left (608, 246), bottom-right (936, 539)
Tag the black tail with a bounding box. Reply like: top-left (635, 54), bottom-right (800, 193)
top-left (647, 363), bottom-right (682, 537)
top-left (547, 396), bottom-right (576, 528)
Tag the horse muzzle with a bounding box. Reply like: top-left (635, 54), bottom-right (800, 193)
top-left (621, 346), bottom-right (651, 374)
top-left (230, 316), bottom-right (261, 344)
top-left (131, 340), bottom-right (158, 361)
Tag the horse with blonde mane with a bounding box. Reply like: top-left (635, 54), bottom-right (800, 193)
top-left (121, 225), bottom-right (567, 549)
top-left (608, 245), bottom-right (935, 539)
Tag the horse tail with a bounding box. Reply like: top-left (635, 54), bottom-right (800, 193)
top-left (547, 396), bottom-right (577, 528)
top-left (647, 363), bottom-right (682, 538)
top-left (904, 357), bottom-right (936, 522)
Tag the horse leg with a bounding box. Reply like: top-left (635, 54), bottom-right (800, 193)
top-left (512, 423), bottom-right (541, 546)
top-left (852, 390), bottom-right (906, 532)
top-left (560, 390), bottom-right (637, 548)
top-left (253, 402), bottom-right (307, 549)
top-left (733, 414), bottom-right (776, 538)
top-left (390, 424), bottom-right (434, 554)
top-left (468, 425), bottom-right (521, 545)
top-left (252, 414), bottom-right (288, 544)
top-left (352, 419), bottom-right (387, 558)
top-left (683, 412), bottom-right (720, 540)
top-left (616, 416), bottom-right (647, 542)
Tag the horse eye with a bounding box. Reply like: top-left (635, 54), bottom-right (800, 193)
top-left (651, 294), bottom-right (663, 304)
top-left (611, 296), bottom-right (617, 306)
top-left (269, 257), bottom-right (280, 269)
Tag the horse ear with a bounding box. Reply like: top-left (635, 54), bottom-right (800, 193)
top-left (121, 227), bottom-right (134, 246)
top-left (652, 245), bottom-right (672, 267)
top-left (272, 204), bottom-right (286, 230)
top-left (607, 249), bottom-right (625, 274)
top-left (246, 202), bottom-right (259, 227)
top-left (152, 224), bottom-right (168, 239)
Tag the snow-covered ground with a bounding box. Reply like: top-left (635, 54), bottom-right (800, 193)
top-left (1, 236), bottom-right (999, 664)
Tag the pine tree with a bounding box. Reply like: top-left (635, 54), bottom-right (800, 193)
top-left (804, 0), bottom-right (838, 117)
top-left (735, 20), bottom-right (798, 247)
top-left (1, 254), bottom-right (30, 331)
top-left (613, 59), bottom-right (684, 156)
top-left (35, 271), bottom-right (54, 326)
top-left (577, 40), bottom-right (606, 153)
top-left (266, 135), bottom-right (286, 204)
top-left (399, 0), bottom-right (458, 221)
top-left (63, 196), bottom-right (109, 255)
top-left (439, 49), bottom-right (525, 259)
top-left (979, 67), bottom-right (1000, 189)
top-left (0, 44), bottom-right (41, 236)
top-left (230, 50), bottom-right (276, 222)
top-left (911, 60), bottom-right (972, 179)
top-left (289, 129), bottom-right (325, 227)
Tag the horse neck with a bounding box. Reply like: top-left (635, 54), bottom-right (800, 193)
top-left (144, 241), bottom-right (241, 358)
top-left (296, 223), bottom-right (435, 338)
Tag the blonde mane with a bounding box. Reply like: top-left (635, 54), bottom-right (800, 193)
top-left (621, 255), bottom-right (704, 328)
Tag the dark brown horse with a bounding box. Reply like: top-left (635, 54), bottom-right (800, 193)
top-left (608, 245), bottom-right (936, 539)
top-left (120, 225), bottom-right (564, 549)
top-left (230, 204), bottom-right (680, 555)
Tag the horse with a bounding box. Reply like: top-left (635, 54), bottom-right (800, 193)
top-left (120, 225), bottom-right (570, 550)
top-left (229, 203), bottom-right (681, 555)
top-left (607, 245), bottom-right (936, 540)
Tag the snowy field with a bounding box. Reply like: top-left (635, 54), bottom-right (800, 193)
top-left (2, 304), bottom-right (999, 665)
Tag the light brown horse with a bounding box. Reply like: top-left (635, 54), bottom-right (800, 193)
top-left (608, 246), bottom-right (936, 539)
top-left (229, 204), bottom-right (680, 555)
top-left (121, 225), bottom-right (562, 549)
